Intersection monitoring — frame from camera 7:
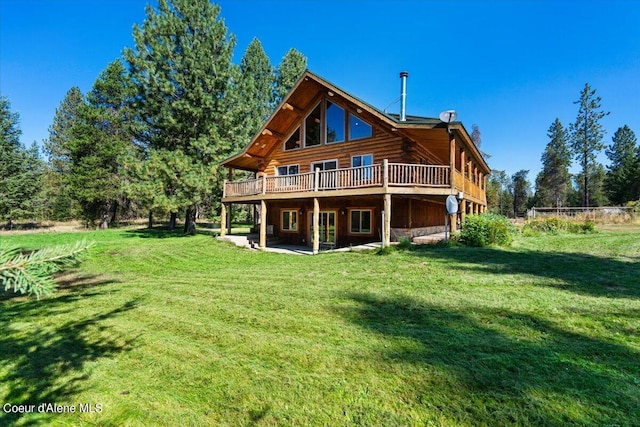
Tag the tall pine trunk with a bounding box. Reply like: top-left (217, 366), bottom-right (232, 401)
top-left (169, 212), bottom-right (177, 230)
top-left (148, 210), bottom-right (153, 229)
top-left (184, 205), bottom-right (196, 235)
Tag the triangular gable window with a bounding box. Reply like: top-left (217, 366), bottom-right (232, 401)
top-left (349, 113), bottom-right (372, 140)
top-left (284, 127), bottom-right (301, 151)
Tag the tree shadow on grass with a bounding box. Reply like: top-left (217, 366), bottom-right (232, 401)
top-left (0, 285), bottom-right (139, 426)
top-left (339, 292), bottom-right (640, 425)
top-left (404, 245), bottom-right (640, 299)
top-left (124, 226), bottom-right (192, 239)
top-left (124, 225), bottom-right (218, 239)
top-left (0, 273), bottom-right (119, 303)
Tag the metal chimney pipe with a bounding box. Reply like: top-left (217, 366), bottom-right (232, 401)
top-left (399, 71), bottom-right (408, 121)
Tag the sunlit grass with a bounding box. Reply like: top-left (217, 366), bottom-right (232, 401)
top-left (1, 227), bottom-right (639, 426)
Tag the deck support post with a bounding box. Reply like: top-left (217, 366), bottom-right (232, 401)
top-left (220, 203), bottom-right (227, 237)
top-left (383, 193), bottom-right (391, 247)
top-left (460, 199), bottom-right (467, 225)
top-left (259, 200), bottom-right (267, 248)
top-left (313, 197), bottom-right (320, 255)
top-left (227, 203), bottom-right (232, 236)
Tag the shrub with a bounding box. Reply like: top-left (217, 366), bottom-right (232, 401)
top-left (522, 217), bottom-right (597, 235)
top-left (459, 214), bottom-right (515, 247)
top-left (397, 237), bottom-right (413, 251)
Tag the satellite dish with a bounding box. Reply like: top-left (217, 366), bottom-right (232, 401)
top-left (439, 110), bottom-right (458, 123)
top-left (446, 195), bottom-right (459, 214)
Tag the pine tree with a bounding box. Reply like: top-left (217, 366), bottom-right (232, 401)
top-left (1, 240), bottom-right (93, 298)
top-left (274, 48), bottom-right (307, 105)
top-left (124, 0), bottom-right (236, 233)
top-left (569, 83), bottom-right (609, 207)
top-left (238, 38), bottom-right (275, 137)
top-left (67, 59), bottom-right (135, 228)
top-left (574, 165), bottom-right (609, 207)
top-left (0, 96), bottom-right (45, 226)
top-left (535, 118), bottom-right (572, 207)
top-left (43, 87), bottom-right (84, 220)
top-left (510, 169), bottom-right (531, 217)
top-left (605, 125), bottom-right (638, 204)
top-left (486, 170), bottom-right (512, 216)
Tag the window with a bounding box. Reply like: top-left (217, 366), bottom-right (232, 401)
top-left (276, 164), bottom-right (299, 188)
top-left (325, 101), bottom-right (345, 144)
top-left (350, 209), bottom-right (372, 234)
top-left (305, 103), bottom-right (321, 147)
top-left (284, 127), bottom-right (301, 151)
top-left (351, 154), bottom-right (373, 168)
top-left (281, 210), bottom-right (298, 232)
top-left (277, 164), bottom-right (299, 176)
top-left (349, 113), bottom-right (372, 140)
top-left (352, 154), bottom-right (373, 182)
top-left (311, 159), bottom-right (337, 171)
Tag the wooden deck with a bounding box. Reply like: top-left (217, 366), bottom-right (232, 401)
top-left (223, 161), bottom-right (456, 202)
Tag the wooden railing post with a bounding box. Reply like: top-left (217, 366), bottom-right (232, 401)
top-left (314, 168), bottom-right (320, 191)
top-left (222, 180), bottom-right (227, 198)
top-left (261, 174), bottom-right (266, 195)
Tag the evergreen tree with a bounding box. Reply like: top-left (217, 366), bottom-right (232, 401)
top-left (574, 164), bottom-right (609, 207)
top-left (535, 118), bottom-right (572, 207)
top-left (67, 59), bottom-right (135, 228)
top-left (605, 125), bottom-right (638, 204)
top-left (43, 87), bottom-right (84, 220)
top-left (569, 83), bottom-right (609, 207)
top-left (274, 48), bottom-right (307, 105)
top-left (1, 240), bottom-right (93, 299)
top-left (471, 124), bottom-right (482, 148)
top-left (124, 0), bottom-right (236, 233)
top-left (486, 170), bottom-right (512, 216)
top-left (237, 38), bottom-right (275, 138)
top-left (510, 169), bottom-right (531, 217)
top-left (0, 96), bottom-right (44, 226)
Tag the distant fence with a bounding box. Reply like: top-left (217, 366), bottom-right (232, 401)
top-left (528, 206), bottom-right (637, 223)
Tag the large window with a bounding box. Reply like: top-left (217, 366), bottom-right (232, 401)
top-left (305, 103), bottom-right (322, 147)
top-left (350, 209), bottom-right (372, 234)
top-left (349, 113), bottom-right (373, 140)
top-left (294, 100), bottom-right (373, 151)
top-left (284, 127), bottom-right (301, 151)
top-left (325, 101), bottom-right (345, 144)
top-left (281, 210), bottom-right (298, 232)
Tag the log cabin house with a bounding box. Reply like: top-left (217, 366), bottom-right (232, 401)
top-left (220, 71), bottom-right (490, 253)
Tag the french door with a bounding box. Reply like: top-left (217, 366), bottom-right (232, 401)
top-left (308, 211), bottom-right (337, 246)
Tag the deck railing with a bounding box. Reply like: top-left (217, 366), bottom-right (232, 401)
top-left (224, 162), bottom-right (452, 198)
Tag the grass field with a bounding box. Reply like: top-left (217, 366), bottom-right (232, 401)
top-left (1, 226), bottom-right (639, 426)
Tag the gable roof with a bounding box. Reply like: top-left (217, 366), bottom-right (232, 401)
top-left (221, 70), bottom-right (490, 173)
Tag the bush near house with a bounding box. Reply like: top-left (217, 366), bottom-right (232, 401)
top-left (459, 214), bottom-right (516, 247)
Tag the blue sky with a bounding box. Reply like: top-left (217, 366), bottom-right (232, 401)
top-left (2, 0), bottom-right (640, 181)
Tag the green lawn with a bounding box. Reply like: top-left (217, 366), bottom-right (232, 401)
top-left (1, 227), bottom-right (639, 426)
